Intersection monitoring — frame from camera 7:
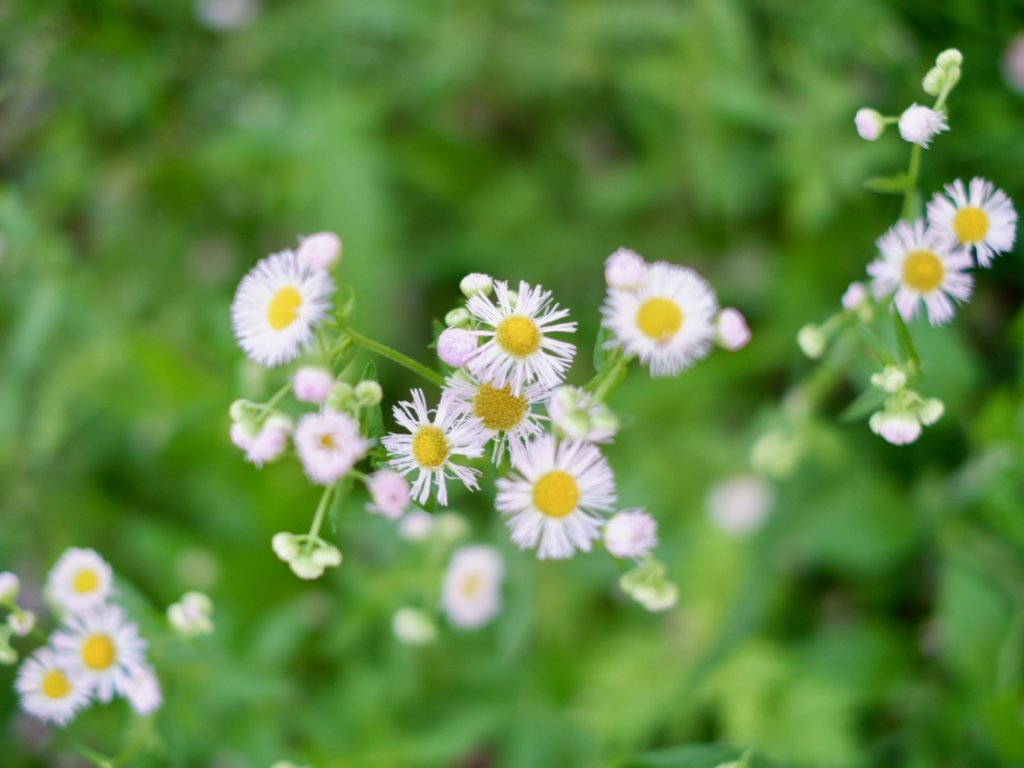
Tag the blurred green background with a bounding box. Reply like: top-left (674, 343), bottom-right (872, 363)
top-left (3, 1), bottom-right (1024, 766)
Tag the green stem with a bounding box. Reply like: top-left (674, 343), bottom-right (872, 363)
top-left (342, 328), bottom-right (445, 388)
top-left (306, 484), bottom-right (336, 549)
top-left (588, 356), bottom-right (630, 402)
top-left (257, 383), bottom-right (291, 416)
top-left (901, 143), bottom-right (922, 221)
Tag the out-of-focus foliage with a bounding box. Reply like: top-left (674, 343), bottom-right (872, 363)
top-left (2, 0), bottom-right (1024, 766)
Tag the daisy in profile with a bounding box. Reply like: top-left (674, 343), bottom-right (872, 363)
top-left (441, 545), bottom-right (504, 629)
top-left (294, 410), bottom-right (370, 486)
top-left (465, 280), bottom-right (577, 394)
top-left (867, 220), bottom-right (973, 325)
top-left (52, 603), bottom-right (148, 703)
top-left (47, 548), bottom-right (114, 614)
top-left (230, 250), bottom-right (335, 367)
top-left (15, 647), bottom-right (91, 726)
top-left (496, 435), bottom-right (616, 560)
top-left (382, 389), bottom-right (487, 506)
top-left (443, 372), bottom-right (547, 464)
top-left (602, 261), bottom-right (719, 377)
top-left (926, 177), bottom-right (1017, 267)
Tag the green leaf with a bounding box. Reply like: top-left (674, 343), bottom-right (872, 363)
top-left (593, 324), bottom-right (611, 373)
top-left (863, 173), bottom-right (911, 194)
top-left (838, 386), bottom-right (887, 423)
top-left (358, 360), bottom-right (385, 439)
top-left (620, 744), bottom-right (777, 768)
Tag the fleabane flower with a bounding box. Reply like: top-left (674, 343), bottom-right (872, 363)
top-left (15, 647), bottom-right (91, 726)
top-left (296, 231), bottom-right (342, 271)
top-left (898, 104), bottom-right (948, 148)
top-left (603, 509), bottom-right (658, 558)
top-left (602, 261), bottom-right (719, 377)
top-left (52, 604), bottom-right (147, 703)
top-left (382, 389), bottom-right (487, 506)
top-left (292, 366), bottom-right (334, 404)
top-left (854, 108), bottom-right (885, 141)
top-left (47, 548), bottom-right (114, 615)
top-left (437, 327), bottom-right (478, 368)
top-left (443, 372), bottom-right (547, 464)
top-left (926, 178), bottom-right (1017, 267)
top-left (441, 545), bottom-right (504, 629)
top-left (231, 414), bottom-right (292, 467)
top-left (365, 469), bottom-right (411, 520)
top-left (604, 248), bottom-right (647, 290)
top-left (867, 220), bottom-right (973, 326)
top-left (294, 410), bottom-right (370, 486)
top-left (496, 436), bottom-right (617, 560)
top-left (230, 250), bottom-right (335, 367)
top-left (465, 280), bottom-right (577, 394)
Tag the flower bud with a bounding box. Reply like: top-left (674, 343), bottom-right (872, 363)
top-left (354, 380), bottom-right (383, 407)
top-left (288, 555), bottom-right (325, 580)
top-left (715, 308), bottom-right (751, 351)
top-left (604, 248), bottom-right (647, 290)
top-left (0, 641), bottom-right (17, 666)
top-left (444, 308), bottom-right (471, 328)
top-left (918, 398), bottom-right (945, 426)
top-left (899, 104), bottom-right (948, 148)
top-left (750, 429), bottom-right (802, 480)
top-left (437, 328), bottom-right (478, 368)
top-left (854, 108), bottom-right (885, 141)
top-left (8, 610), bottom-right (35, 637)
top-left (604, 509), bottom-right (658, 558)
top-left (869, 410), bottom-right (922, 446)
top-left (311, 544), bottom-right (342, 568)
top-left (272, 532), bottom-right (301, 562)
top-left (326, 381), bottom-right (354, 411)
top-left (459, 273), bottom-right (494, 298)
top-left (296, 231), bottom-right (342, 271)
top-left (936, 48), bottom-right (963, 69)
top-left (922, 66), bottom-right (945, 96)
top-left (293, 367), bottom-right (334, 404)
top-left (870, 366), bottom-right (907, 393)
top-left (168, 592), bottom-right (215, 636)
top-left (841, 281), bottom-right (869, 311)
top-left (797, 325), bottom-right (826, 359)
top-left (0, 572), bottom-right (19, 604)
top-left (392, 607), bottom-right (437, 646)
top-left (229, 399), bottom-right (256, 422)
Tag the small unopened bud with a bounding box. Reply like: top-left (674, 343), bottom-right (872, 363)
top-left (272, 532), bottom-right (301, 562)
top-left (289, 555), bottom-right (325, 580)
top-left (229, 399), bottom-right (255, 422)
top-left (311, 544), bottom-right (342, 568)
top-left (922, 67), bottom-right (945, 96)
top-left (8, 611), bottom-right (35, 637)
top-left (0, 641), bottom-right (17, 666)
top-left (444, 308), bottom-right (471, 328)
top-left (869, 410), bottom-right (922, 446)
top-left (293, 367), bottom-right (334, 404)
top-left (841, 282), bottom-right (869, 311)
top-left (0, 572), bottom-right (19, 604)
top-left (936, 48), bottom-right (963, 69)
top-left (168, 592), bottom-right (215, 637)
top-left (899, 104), bottom-right (948, 148)
top-left (871, 366), bottom-right (907, 393)
top-left (296, 231), bottom-right (342, 271)
top-left (437, 327), bottom-right (478, 368)
top-left (392, 607), bottom-right (437, 646)
top-left (561, 411), bottom-right (593, 441)
top-left (590, 408), bottom-right (620, 437)
top-left (854, 108), bottom-right (885, 141)
top-left (604, 509), bottom-right (658, 558)
top-left (604, 248), bottom-right (648, 290)
top-left (918, 398), bottom-right (945, 426)
top-left (715, 308), bottom-right (751, 351)
top-left (354, 380), bottom-right (383, 407)
top-left (399, 511), bottom-right (435, 541)
top-left (326, 382), bottom-right (354, 411)
top-left (797, 325), bottom-right (826, 359)
top-left (459, 273), bottom-right (494, 298)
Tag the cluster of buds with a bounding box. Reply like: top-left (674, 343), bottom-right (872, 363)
top-left (868, 366), bottom-right (944, 445)
top-left (167, 591), bottom-right (215, 637)
top-left (548, 386), bottom-right (619, 443)
top-left (619, 559), bottom-right (678, 612)
top-left (229, 401), bottom-right (292, 467)
top-left (0, 572), bottom-right (35, 664)
top-left (271, 533), bottom-right (343, 580)
top-left (435, 272), bottom-right (495, 368)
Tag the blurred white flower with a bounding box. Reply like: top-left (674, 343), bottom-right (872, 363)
top-left (365, 469), bottom-right (411, 520)
top-left (841, 281), bottom-right (869, 311)
top-left (547, 386), bottom-right (618, 444)
top-left (603, 509), bottom-right (659, 558)
top-left (124, 665), bottom-right (162, 715)
top-left (869, 410), bottom-right (922, 445)
top-left (292, 367), bottom-right (334, 404)
top-left (167, 592), bottom-right (214, 637)
top-left (707, 475), bottom-right (774, 536)
top-left (398, 510), bottom-right (436, 542)
top-left (0, 572), bottom-right (19, 603)
top-left (195, 0), bottom-right (259, 30)
top-left (714, 308), bottom-right (751, 351)
top-left (898, 104), bottom-right (948, 148)
top-left (927, 177), bottom-right (1017, 268)
top-left (47, 548), bottom-right (114, 615)
top-left (1002, 33), bottom-right (1024, 93)
top-left (441, 546), bottom-right (504, 629)
top-left (296, 231), bottom-right (342, 272)
top-left (854, 108), bottom-right (885, 141)
top-left (392, 607), bottom-right (437, 646)
top-left (15, 647), bottom-right (91, 727)
top-left (294, 410), bottom-right (369, 486)
top-left (604, 248), bottom-right (647, 291)
top-left (8, 610), bottom-right (35, 637)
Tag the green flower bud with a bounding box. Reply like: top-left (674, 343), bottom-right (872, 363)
top-left (354, 380), bottom-right (383, 407)
top-left (445, 308), bottom-right (471, 328)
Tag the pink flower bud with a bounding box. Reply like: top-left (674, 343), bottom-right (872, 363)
top-left (437, 327), bottom-right (478, 368)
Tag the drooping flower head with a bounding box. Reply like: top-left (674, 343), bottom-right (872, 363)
top-left (496, 436), bottom-right (617, 560)
top-left (230, 250), bottom-right (335, 367)
top-left (927, 177), bottom-right (1017, 267)
top-left (382, 389), bottom-right (487, 506)
top-left (867, 220), bottom-right (973, 326)
top-left (47, 548), bottom-right (114, 615)
top-left (443, 372), bottom-right (548, 464)
top-left (465, 280), bottom-right (577, 394)
top-left (602, 261), bottom-right (719, 377)
top-left (15, 647), bottom-right (92, 726)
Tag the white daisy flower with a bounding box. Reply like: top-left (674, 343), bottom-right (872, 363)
top-left (443, 372), bottom-right (547, 464)
top-left (441, 545), bottom-right (504, 629)
top-left (230, 250), bottom-right (335, 367)
top-left (496, 436), bottom-right (617, 560)
top-left (601, 261), bottom-right (719, 377)
top-left (294, 410), bottom-right (370, 486)
top-left (465, 280), bottom-right (577, 394)
top-left (15, 647), bottom-right (92, 726)
top-left (926, 177), bottom-right (1017, 267)
top-left (382, 389), bottom-right (487, 506)
top-left (365, 469), bottom-right (411, 520)
top-left (47, 548), bottom-right (114, 615)
top-left (867, 220), bottom-right (973, 325)
top-left (52, 603), bottom-right (148, 703)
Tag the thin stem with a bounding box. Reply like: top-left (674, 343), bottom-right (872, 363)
top-left (306, 484), bottom-right (336, 548)
top-left (901, 143), bottom-right (922, 221)
top-left (257, 383), bottom-right (291, 417)
top-left (342, 328), bottom-right (445, 388)
top-left (587, 356), bottom-right (630, 402)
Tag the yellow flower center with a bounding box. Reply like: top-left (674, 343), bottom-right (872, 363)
top-left (73, 568), bottom-right (100, 594)
top-left (473, 383), bottom-right (528, 431)
top-left (41, 669), bottom-right (72, 699)
top-left (902, 249), bottom-right (945, 293)
top-left (636, 297), bottom-right (684, 341)
top-left (954, 206), bottom-right (989, 243)
top-left (460, 572), bottom-right (483, 600)
top-left (496, 315), bottom-right (542, 358)
top-left (412, 426), bottom-right (449, 469)
top-left (266, 286), bottom-right (303, 331)
top-left (319, 433), bottom-right (336, 449)
top-left (82, 633), bottom-right (117, 671)
top-left (532, 470), bottom-right (580, 518)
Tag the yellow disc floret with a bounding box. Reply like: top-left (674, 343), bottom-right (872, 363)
top-left (460, 572), bottom-right (483, 599)
top-left (496, 315), bottom-right (542, 358)
top-left (473, 383), bottom-right (528, 431)
top-left (412, 426), bottom-right (450, 469)
top-left (82, 634), bottom-right (116, 671)
top-left (636, 297), bottom-right (684, 342)
top-left (73, 568), bottom-right (100, 594)
top-left (267, 286), bottom-right (303, 331)
top-left (902, 250), bottom-right (945, 293)
top-left (41, 669), bottom-right (72, 699)
top-left (954, 206), bottom-right (989, 244)
top-left (532, 470), bottom-right (580, 518)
